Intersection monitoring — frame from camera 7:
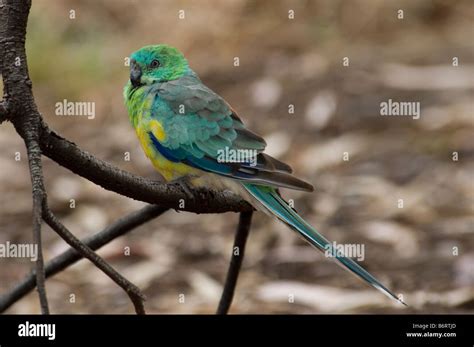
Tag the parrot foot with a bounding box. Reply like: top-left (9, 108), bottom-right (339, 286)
top-left (171, 176), bottom-right (196, 205)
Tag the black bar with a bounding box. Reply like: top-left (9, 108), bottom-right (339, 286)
top-left (0, 314), bottom-right (471, 346)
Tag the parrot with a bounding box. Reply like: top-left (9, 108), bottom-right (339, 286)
top-left (124, 44), bottom-right (405, 305)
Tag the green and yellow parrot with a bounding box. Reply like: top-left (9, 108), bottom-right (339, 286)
top-left (124, 44), bottom-right (405, 305)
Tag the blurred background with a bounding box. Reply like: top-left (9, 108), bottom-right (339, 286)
top-left (0, 0), bottom-right (473, 313)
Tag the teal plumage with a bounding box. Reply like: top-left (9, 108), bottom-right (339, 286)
top-left (244, 184), bottom-right (403, 302)
top-left (124, 44), bottom-right (405, 305)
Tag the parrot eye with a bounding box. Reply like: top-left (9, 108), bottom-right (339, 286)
top-left (150, 59), bottom-right (161, 68)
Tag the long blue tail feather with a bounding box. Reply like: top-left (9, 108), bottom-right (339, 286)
top-left (243, 183), bottom-right (406, 305)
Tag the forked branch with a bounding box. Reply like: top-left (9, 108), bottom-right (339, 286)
top-left (0, 205), bottom-right (167, 313)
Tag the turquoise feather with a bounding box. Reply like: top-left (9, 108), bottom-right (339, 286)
top-left (243, 184), bottom-right (406, 305)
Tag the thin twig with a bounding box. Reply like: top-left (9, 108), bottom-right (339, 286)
top-left (0, 204), bottom-right (167, 313)
top-left (42, 204), bottom-right (155, 314)
top-left (216, 211), bottom-right (253, 314)
top-left (23, 134), bottom-right (49, 314)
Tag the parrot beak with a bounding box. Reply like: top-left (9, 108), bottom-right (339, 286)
top-left (130, 59), bottom-right (142, 88)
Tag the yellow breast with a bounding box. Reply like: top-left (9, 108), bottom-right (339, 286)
top-left (136, 119), bottom-right (199, 182)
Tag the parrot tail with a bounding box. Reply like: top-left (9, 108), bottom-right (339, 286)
top-left (243, 183), bottom-right (406, 305)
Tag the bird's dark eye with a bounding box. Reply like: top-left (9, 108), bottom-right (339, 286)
top-left (150, 59), bottom-right (160, 68)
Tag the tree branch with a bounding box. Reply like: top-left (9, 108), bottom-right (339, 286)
top-left (1, 0), bottom-right (52, 313)
top-left (42, 204), bottom-right (148, 314)
top-left (39, 121), bottom-right (252, 214)
top-left (0, 100), bottom-right (8, 123)
top-left (0, 204), bottom-right (168, 313)
top-left (23, 133), bottom-right (49, 314)
top-left (216, 211), bottom-right (253, 314)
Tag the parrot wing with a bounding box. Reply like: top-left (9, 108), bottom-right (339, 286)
top-left (149, 74), bottom-right (313, 191)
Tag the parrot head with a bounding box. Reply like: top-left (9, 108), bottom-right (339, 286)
top-left (129, 44), bottom-right (189, 87)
